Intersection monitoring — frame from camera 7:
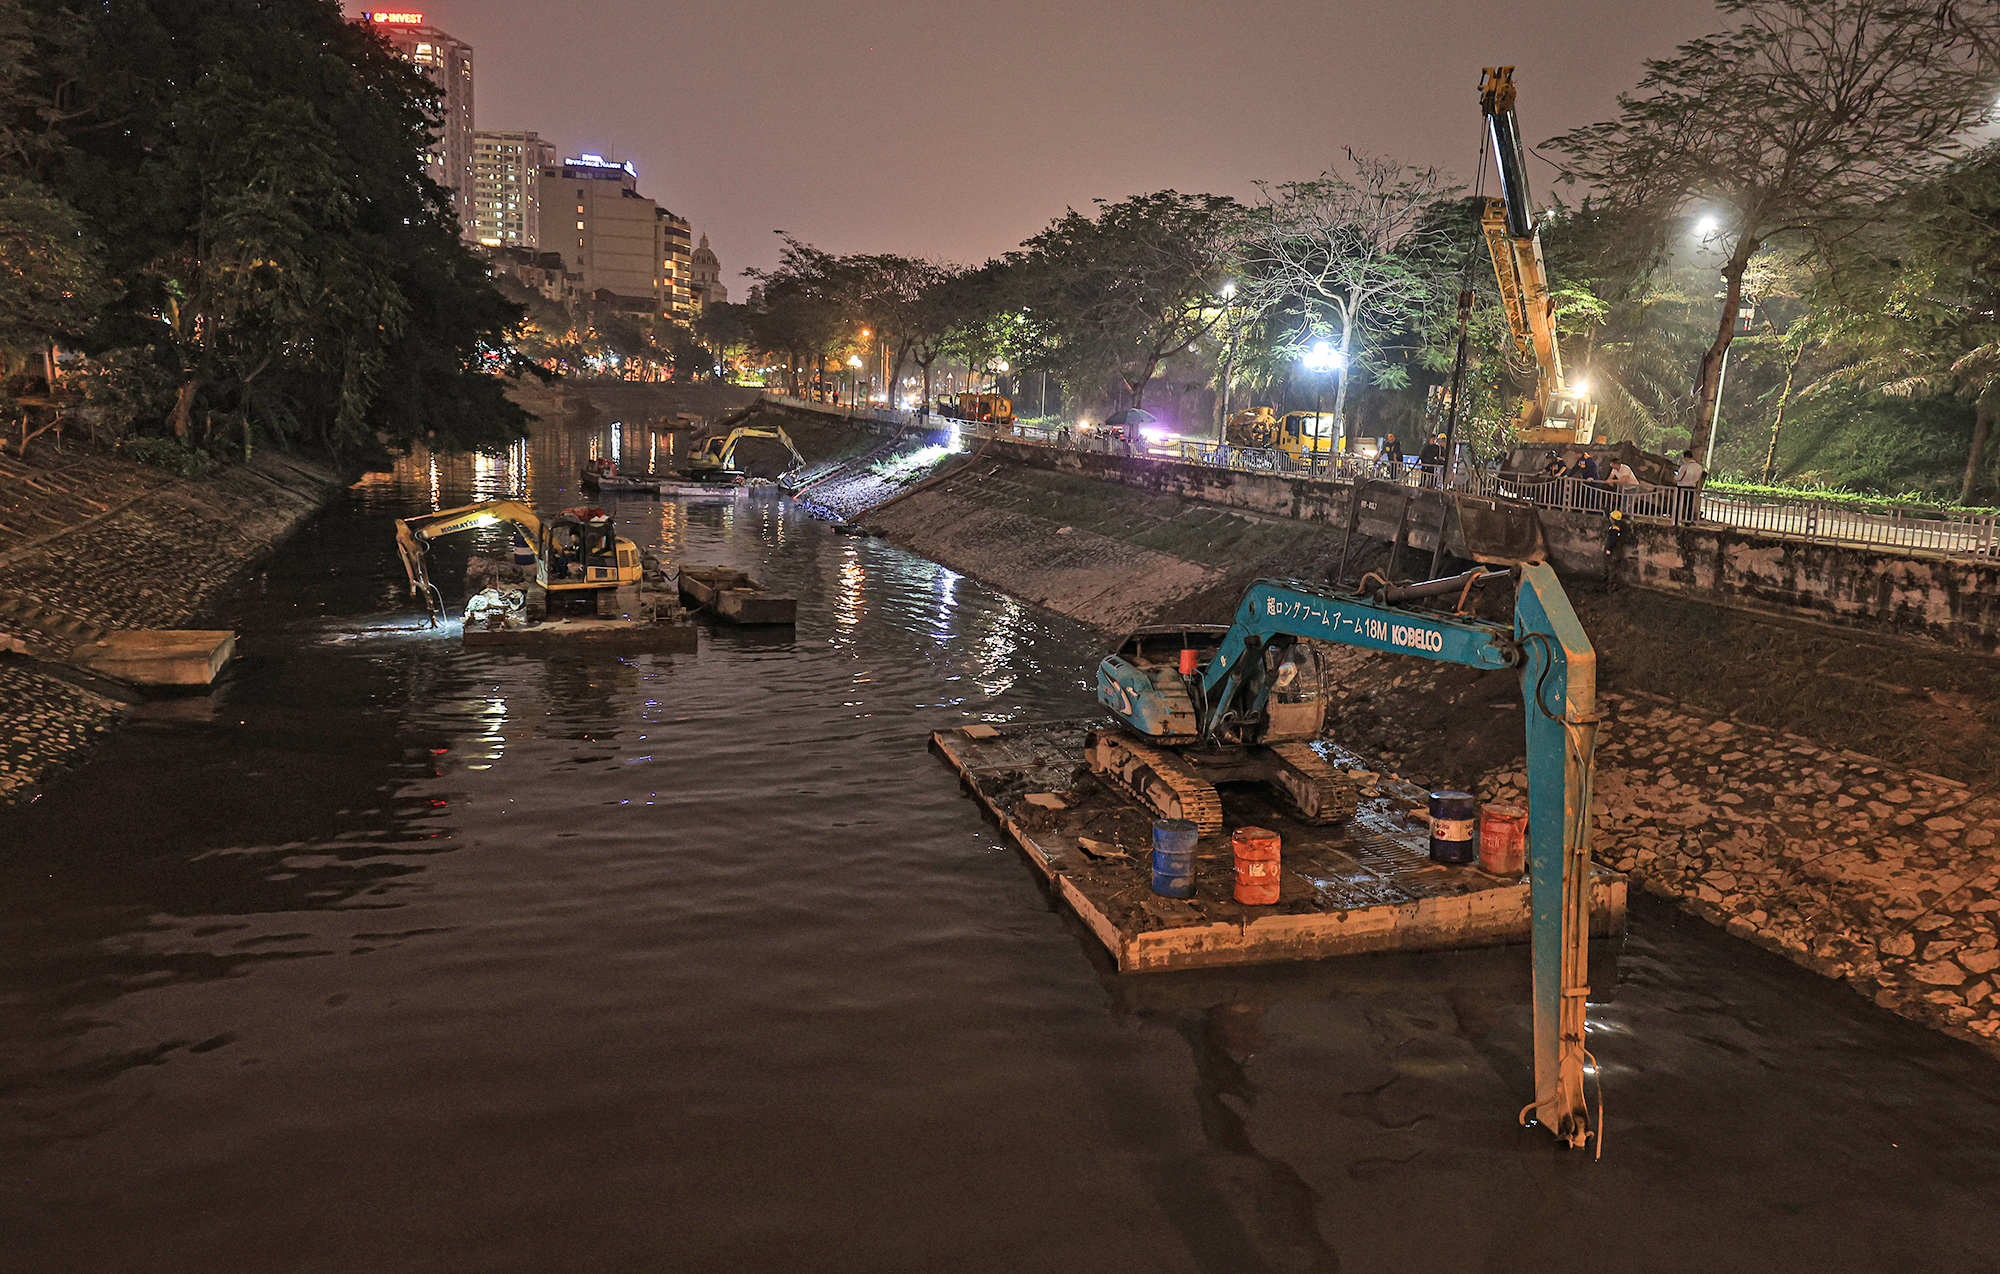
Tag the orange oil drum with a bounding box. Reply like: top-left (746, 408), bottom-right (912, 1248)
top-left (1479, 804), bottom-right (1528, 876)
top-left (1232, 826), bottom-right (1282, 905)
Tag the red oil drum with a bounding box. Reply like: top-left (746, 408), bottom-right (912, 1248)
top-left (1178, 647), bottom-right (1198, 675)
top-left (1479, 804), bottom-right (1528, 876)
top-left (1232, 826), bottom-right (1282, 905)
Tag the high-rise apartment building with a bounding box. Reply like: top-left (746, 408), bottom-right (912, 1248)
top-left (541, 155), bottom-right (665, 312)
top-left (361, 12), bottom-right (475, 236)
top-left (659, 210), bottom-right (693, 320)
top-left (538, 155), bottom-right (698, 321)
top-left (471, 131), bottom-right (556, 248)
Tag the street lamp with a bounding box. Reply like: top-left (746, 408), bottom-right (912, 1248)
top-left (1300, 340), bottom-right (1344, 452)
top-left (847, 353), bottom-right (864, 408)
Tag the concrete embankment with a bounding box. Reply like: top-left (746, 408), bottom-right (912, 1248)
top-left (861, 449), bottom-right (2000, 1056)
top-left (0, 448), bottom-right (341, 801)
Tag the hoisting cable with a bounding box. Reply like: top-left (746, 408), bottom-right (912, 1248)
top-left (1429, 124), bottom-right (1492, 579)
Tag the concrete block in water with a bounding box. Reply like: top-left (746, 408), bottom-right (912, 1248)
top-left (70, 631), bottom-right (236, 687)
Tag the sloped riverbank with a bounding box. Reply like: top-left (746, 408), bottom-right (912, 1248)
top-left (0, 448), bottom-right (341, 801)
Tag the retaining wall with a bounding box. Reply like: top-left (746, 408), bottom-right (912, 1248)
top-left (980, 440), bottom-right (2000, 656)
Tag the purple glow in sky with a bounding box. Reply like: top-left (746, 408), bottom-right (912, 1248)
top-left (371, 0), bottom-right (1730, 282)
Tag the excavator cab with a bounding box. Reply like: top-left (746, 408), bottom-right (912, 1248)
top-left (536, 508), bottom-right (631, 586)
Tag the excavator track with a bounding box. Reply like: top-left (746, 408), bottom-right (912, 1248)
top-left (1264, 742), bottom-right (1360, 825)
top-left (1086, 729), bottom-right (1226, 839)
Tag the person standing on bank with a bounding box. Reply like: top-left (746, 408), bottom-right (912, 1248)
top-left (1417, 434), bottom-right (1445, 484)
top-left (1674, 449), bottom-right (1706, 523)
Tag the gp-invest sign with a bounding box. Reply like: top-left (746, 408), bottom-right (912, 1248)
top-left (361, 12), bottom-right (425, 24)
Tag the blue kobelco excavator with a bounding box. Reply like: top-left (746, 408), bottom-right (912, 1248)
top-left (1092, 562), bottom-right (1601, 1147)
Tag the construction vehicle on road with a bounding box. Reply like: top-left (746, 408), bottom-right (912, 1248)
top-left (1224, 407), bottom-right (1341, 463)
top-left (936, 393), bottom-right (1015, 426)
top-left (685, 423), bottom-right (807, 484)
top-left (1479, 66), bottom-right (1597, 451)
top-left (1090, 560), bottom-right (1600, 1147)
top-left (394, 500), bottom-right (642, 625)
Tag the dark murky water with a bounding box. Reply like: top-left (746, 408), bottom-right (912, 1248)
top-left (4, 425), bottom-right (2000, 1273)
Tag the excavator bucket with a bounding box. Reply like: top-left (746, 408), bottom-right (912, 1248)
top-left (1450, 494), bottom-right (1546, 566)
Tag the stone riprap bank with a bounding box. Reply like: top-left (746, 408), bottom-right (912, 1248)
top-left (0, 450), bottom-right (339, 801)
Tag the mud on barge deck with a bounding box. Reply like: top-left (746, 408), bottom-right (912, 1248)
top-left (934, 720), bottom-right (1626, 973)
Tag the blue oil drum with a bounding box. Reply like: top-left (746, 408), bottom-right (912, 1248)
top-left (1428, 791), bottom-right (1477, 864)
top-left (1151, 818), bottom-right (1199, 898)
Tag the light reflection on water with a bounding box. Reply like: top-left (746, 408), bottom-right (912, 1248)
top-left (3, 438), bottom-right (2000, 1272)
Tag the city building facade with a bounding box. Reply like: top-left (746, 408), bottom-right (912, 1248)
top-left (660, 210), bottom-right (693, 320)
top-left (690, 234), bottom-right (727, 312)
top-left (536, 155), bottom-right (702, 322)
top-left (361, 13), bottom-right (475, 236)
top-left (471, 131), bottom-right (556, 248)
top-left (539, 155), bottom-right (665, 314)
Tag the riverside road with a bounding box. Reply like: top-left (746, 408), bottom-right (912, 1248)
top-left (3, 423), bottom-right (1999, 1274)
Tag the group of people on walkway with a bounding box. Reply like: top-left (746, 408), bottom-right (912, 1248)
top-left (1533, 446), bottom-right (1707, 522)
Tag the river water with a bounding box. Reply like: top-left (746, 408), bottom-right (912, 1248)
top-left (4, 428), bottom-right (2000, 1273)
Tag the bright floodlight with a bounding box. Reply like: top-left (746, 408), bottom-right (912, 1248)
top-left (1302, 339), bottom-right (1342, 373)
top-left (1222, 282), bottom-right (1237, 299)
top-left (1696, 215), bottom-right (1720, 236)
top-left (1572, 379), bottom-right (1591, 397)
top-left (847, 354), bottom-right (863, 367)
top-left (997, 360), bottom-right (1010, 372)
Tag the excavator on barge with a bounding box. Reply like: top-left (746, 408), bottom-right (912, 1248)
top-left (1090, 561), bottom-right (1601, 1147)
top-left (394, 500), bottom-right (642, 625)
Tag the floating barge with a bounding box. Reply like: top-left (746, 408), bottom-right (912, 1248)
top-left (678, 565), bottom-right (798, 625)
top-left (932, 720), bottom-right (1625, 973)
top-left (457, 577), bottom-right (698, 652)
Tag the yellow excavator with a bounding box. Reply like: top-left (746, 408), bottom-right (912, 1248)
top-left (1480, 66), bottom-right (1596, 449)
top-left (685, 424), bottom-right (807, 483)
top-left (394, 499), bottom-right (642, 625)
top-left (1224, 406), bottom-right (1339, 463)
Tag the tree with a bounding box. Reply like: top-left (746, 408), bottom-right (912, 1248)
top-left (1010, 191), bottom-right (1241, 410)
top-left (1791, 147), bottom-right (2000, 502)
top-left (1551, 0), bottom-right (2000, 459)
top-left (1239, 152), bottom-right (1460, 438)
top-left (13, 0), bottom-right (535, 459)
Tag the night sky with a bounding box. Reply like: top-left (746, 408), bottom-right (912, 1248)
top-left (378, 0), bottom-right (1730, 281)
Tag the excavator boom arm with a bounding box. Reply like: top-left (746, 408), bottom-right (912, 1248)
top-left (696, 424), bottom-right (807, 471)
top-left (1195, 578), bottom-right (1518, 740)
top-left (1479, 66), bottom-right (1583, 435)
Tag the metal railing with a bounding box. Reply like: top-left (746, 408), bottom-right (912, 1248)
top-left (1698, 491), bottom-right (1998, 557)
top-left (774, 403), bottom-right (1998, 559)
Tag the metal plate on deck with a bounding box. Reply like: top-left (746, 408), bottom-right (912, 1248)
top-left (933, 720), bottom-right (1625, 972)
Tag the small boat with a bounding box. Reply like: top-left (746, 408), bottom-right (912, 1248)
top-left (580, 458), bottom-right (662, 493)
top-left (655, 477), bottom-right (750, 499)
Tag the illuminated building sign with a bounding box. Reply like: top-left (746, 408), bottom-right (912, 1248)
top-left (570, 153), bottom-right (637, 176)
top-left (361, 11), bottom-right (425, 24)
